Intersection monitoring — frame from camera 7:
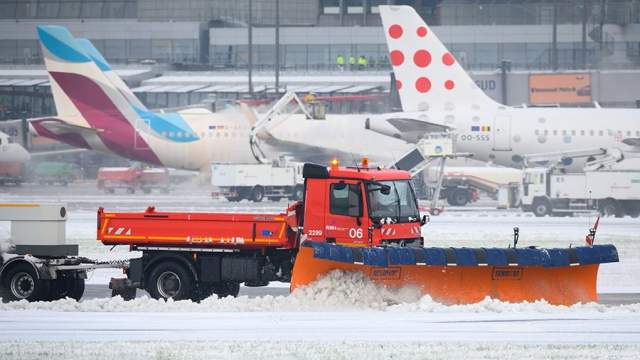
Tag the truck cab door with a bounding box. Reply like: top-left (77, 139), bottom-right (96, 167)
top-left (324, 180), bottom-right (368, 246)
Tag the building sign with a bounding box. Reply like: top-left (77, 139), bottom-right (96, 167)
top-left (529, 73), bottom-right (592, 104)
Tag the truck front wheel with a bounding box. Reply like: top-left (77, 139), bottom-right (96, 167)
top-left (1, 263), bottom-right (49, 302)
top-left (146, 262), bottom-right (194, 301)
top-left (532, 199), bottom-right (551, 217)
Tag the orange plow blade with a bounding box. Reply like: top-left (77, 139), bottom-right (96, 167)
top-left (291, 242), bottom-right (619, 305)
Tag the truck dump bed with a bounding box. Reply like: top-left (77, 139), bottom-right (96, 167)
top-left (97, 207), bottom-right (295, 250)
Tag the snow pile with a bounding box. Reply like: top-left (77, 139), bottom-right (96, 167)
top-left (1, 341), bottom-right (639, 360)
top-left (1, 270), bottom-right (639, 313)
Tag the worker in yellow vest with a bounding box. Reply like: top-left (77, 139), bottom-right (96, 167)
top-left (348, 55), bottom-right (356, 71)
top-left (358, 55), bottom-right (367, 70)
top-left (336, 54), bottom-right (345, 71)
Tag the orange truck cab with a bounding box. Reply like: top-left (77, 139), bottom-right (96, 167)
top-left (301, 162), bottom-right (426, 248)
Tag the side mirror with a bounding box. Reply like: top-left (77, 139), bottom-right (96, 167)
top-left (380, 185), bottom-right (391, 195)
top-left (420, 214), bottom-right (429, 226)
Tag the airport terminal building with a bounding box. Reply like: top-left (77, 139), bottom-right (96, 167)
top-left (1, 0), bottom-right (640, 122)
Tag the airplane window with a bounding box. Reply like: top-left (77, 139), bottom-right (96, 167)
top-left (534, 129), bottom-right (539, 135)
top-left (562, 130), bottom-right (567, 135)
top-left (552, 130), bottom-right (557, 136)
top-left (590, 130), bottom-right (594, 136)
top-left (571, 130), bottom-right (576, 136)
top-left (599, 130), bottom-right (603, 136)
top-left (636, 131), bottom-right (640, 137)
top-left (580, 130), bottom-right (585, 136)
top-left (544, 129), bottom-right (548, 135)
top-left (627, 131), bottom-right (631, 136)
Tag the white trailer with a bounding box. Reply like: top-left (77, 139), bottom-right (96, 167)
top-left (520, 166), bottom-right (640, 217)
top-left (211, 158), bottom-right (304, 202)
top-left (0, 203), bottom-right (123, 302)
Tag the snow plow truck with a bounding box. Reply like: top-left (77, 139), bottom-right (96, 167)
top-left (0, 161), bottom-right (618, 305)
top-left (97, 161), bottom-right (618, 305)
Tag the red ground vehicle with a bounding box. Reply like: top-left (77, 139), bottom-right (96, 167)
top-left (97, 167), bottom-right (170, 194)
top-left (0, 162), bottom-right (24, 186)
top-left (99, 162), bottom-right (617, 305)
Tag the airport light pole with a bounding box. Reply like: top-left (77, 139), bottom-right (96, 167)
top-left (248, 0), bottom-right (254, 96)
top-left (275, 0), bottom-right (280, 95)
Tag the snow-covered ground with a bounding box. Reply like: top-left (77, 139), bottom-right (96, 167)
top-left (1, 187), bottom-right (639, 358)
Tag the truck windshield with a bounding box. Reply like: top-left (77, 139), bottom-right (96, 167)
top-left (367, 180), bottom-right (420, 222)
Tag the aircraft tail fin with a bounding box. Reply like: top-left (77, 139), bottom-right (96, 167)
top-left (75, 38), bottom-right (148, 110)
top-left (379, 5), bottom-right (499, 112)
top-left (37, 25), bottom-right (138, 129)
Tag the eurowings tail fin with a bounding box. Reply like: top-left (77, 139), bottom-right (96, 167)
top-left (37, 25), bottom-right (139, 129)
top-left (379, 5), bottom-right (500, 112)
top-left (75, 38), bottom-right (148, 110)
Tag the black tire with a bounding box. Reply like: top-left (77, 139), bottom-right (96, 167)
top-left (447, 189), bottom-right (469, 206)
top-left (1, 263), bottom-right (49, 302)
top-left (111, 287), bottom-right (137, 301)
top-left (600, 199), bottom-right (623, 218)
top-left (213, 282), bottom-right (240, 298)
top-left (251, 186), bottom-right (264, 202)
top-left (532, 198), bottom-right (551, 217)
top-left (293, 185), bottom-right (304, 201)
top-left (146, 261), bottom-right (194, 301)
top-left (48, 277), bottom-right (85, 301)
top-left (622, 201), bottom-right (640, 218)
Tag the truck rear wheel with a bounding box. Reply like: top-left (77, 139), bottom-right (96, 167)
top-left (251, 186), bottom-right (264, 202)
top-left (192, 281), bottom-right (240, 301)
top-left (2, 263), bottom-right (49, 302)
top-left (532, 199), bottom-right (551, 217)
top-left (447, 189), bottom-right (469, 206)
top-left (600, 199), bottom-right (623, 218)
top-left (146, 261), bottom-right (194, 301)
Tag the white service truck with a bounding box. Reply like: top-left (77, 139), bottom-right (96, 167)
top-left (211, 158), bottom-right (304, 202)
top-left (520, 167), bottom-right (640, 217)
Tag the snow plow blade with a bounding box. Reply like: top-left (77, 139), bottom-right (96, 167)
top-left (291, 242), bottom-right (619, 305)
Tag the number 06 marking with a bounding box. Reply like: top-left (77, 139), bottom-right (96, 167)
top-left (349, 228), bottom-right (363, 239)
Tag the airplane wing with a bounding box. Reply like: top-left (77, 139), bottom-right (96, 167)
top-left (622, 138), bottom-right (640, 149)
top-left (365, 114), bottom-right (452, 143)
top-left (259, 136), bottom-right (381, 164)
